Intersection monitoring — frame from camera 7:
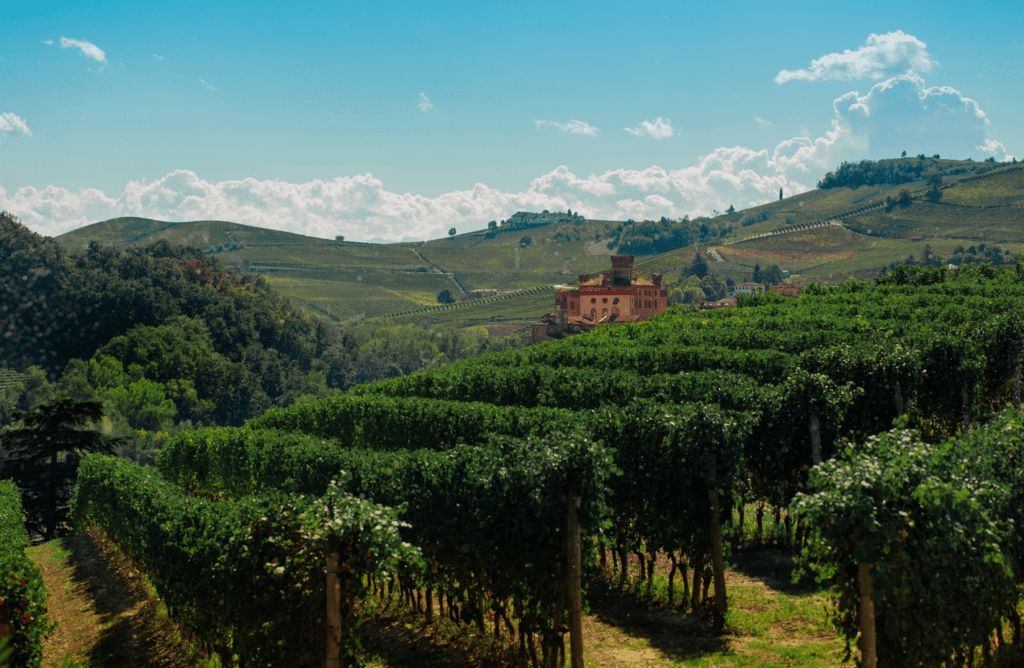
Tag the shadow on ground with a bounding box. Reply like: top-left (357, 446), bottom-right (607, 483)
top-left (585, 574), bottom-right (729, 663)
top-left (729, 544), bottom-right (826, 595)
top-left (66, 531), bottom-right (199, 668)
top-left (358, 603), bottom-right (517, 668)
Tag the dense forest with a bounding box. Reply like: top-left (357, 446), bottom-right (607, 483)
top-left (881, 241), bottom-right (1018, 275)
top-left (0, 212), bottom-right (525, 450)
top-left (613, 216), bottom-right (733, 256)
top-left (816, 155), bottom-right (1008, 189)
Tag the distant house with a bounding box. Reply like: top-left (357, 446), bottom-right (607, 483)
top-left (768, 284), bottom-right (799, 297)
top-left (699, 297), bottom-right (736, 310)
top-left (728, 282), bottom-right (766, 297)
top-left (532, 255), bottom-right (668, 344)
top-left (469, 288), bottom-right (522, 299)
top-left (503, 210), bottom-right (580, 229)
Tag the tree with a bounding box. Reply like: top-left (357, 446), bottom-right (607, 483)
top-left (0, 399), bottom-right (120, 539)
top-left (520, 235), bottom-right (532, 247)
top-left (686, 253), bottom-right (709, 280)
top-left (487, 221), bottom-right (497, 231)
top-left (926, 173), bottom-right (944, 201)
top-left (727, 204), bottom-right (735, 214)
top-left (448, 228), bottom-right (457, 239)
top-left (763, 264), bottom-right (784, 285)
top-left (335, 235), bottom-right (344, 242)
top-left (779, 187), bottom-right (783, 200)
top-left (752, 263), bottom-right (763, 283)
top-left (897, 188), bottom-right (913, 208)
top-left (901, 151), bottom-right (907, 158)
top-left (437, 289), bottom-right (455, 304)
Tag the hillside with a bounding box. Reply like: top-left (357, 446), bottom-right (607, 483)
top-left (54, 158), bottom-right (1024, 324)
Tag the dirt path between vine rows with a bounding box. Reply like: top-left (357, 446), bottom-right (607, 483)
top-left (30, 534), bottom-right (849, 668)
top-left (28, 532), bottom-right (202, 668)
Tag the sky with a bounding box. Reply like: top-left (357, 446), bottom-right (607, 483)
top-left (1, 0), bottom-right (1020, 242)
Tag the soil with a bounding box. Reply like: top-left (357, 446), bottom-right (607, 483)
top-left (29, 531), bottom-right (203, 668)
top-left (32, 535), bottom-right (844, 668)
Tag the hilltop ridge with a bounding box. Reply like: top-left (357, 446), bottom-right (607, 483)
top-left (52, 158), bottom-right (1024, 325)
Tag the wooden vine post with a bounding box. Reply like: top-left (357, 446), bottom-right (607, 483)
top-left (566, 496), bottom-right (585, 668)
top-left (0, 602), bottom-right (10, 668)
top-left (809, 412), bottom-right (823, 465)
top-left (1013, 347), bottom-right (1021, 410)
top-left (706, 458), bottom-right (728, 633)
top-left (858, 562), bottom-right (877, 668)
top-left (960, 353), bottom-right (971, 431)
top-left (326, 550), bottom-right (342, 668)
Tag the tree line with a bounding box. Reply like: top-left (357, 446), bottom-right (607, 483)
top-left (0, 212), bottom-right (525, 457)
top-left (816, 155), bottom-right (1001, 190)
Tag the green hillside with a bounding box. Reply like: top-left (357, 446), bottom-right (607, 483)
top-left (54, 158), bottom-right (1024, 324)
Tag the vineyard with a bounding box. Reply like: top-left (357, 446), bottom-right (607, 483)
top-left (64, 262), bottom-right (1024, 667)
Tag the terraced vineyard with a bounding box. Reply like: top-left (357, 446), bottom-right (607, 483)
top-left (69, 263), bottom-right (1024, 666)
top-left (54, 159), bottom-right (1024, 326)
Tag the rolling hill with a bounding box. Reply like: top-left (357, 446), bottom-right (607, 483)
top-left (54, 158), bottom-right (1024, 326)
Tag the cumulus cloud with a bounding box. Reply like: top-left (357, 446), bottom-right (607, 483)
top-left (977, 138), bottom-right (1014, 161)
top-left (832, 74), bottom-right (1011, 160)
top-left (624, 117), bottom-right (674, 139)
top-left (4, 126), bottom-right (845, 242)
top-left (0, 112), bottom-right (31, 137)
top-left (776, 30), bottom-right (936, 84)
top-left (200, 79), bottom-right (215, 90)
top-left (418, 93), bottom-right (435, 112)
top-left (153, 54), bottom-right (164, 60)
top-left (534, 119), bottom-right (599, 136)
top-left (59, 37), bottom-right (107, 63)
top-left (754, 116), bottom-right (772, 127)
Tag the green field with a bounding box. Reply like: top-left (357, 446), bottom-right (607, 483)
top-left (54, 160), bottom-right (1024, 326)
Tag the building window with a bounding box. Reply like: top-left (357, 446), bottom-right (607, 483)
top-left (591, 297), bottom-right (596, 304)
top-left (602, 297), bottom-right (608, 304)
top-left (612, 297), bottom-right (619, 304)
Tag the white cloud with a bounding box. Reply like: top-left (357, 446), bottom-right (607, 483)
top-left (832, 74), bottom-right (1010, 160)
top-left (776, 30), bottom-right (936, 84)
top-left (977, 138), bottom-right (1014, 161)
top-left (43, 39), bottom-right (53, 45)
top-left (624, 117), bottom-right (674, 139)
top-left (0, 112), bottom-right (31, 136)
top-left (200, 79), bottom-right (216, 90)
top-left (534, 119), bottom-right (600, 136)
top-left (4, 129), bottom-right (844, 242)
top-left (153, 54), bottom-right (164, 60)
top-left (754, 116), bottom-right (772, 127)
top-left (418, 93), bottom-right (435, 112)
top-left (59, 37), bottom-right (107, 63)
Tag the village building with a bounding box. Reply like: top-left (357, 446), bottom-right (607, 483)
top-left (768, 284), bottom-right (799, 297)
top-left (532, 255), bottom-right (668, 344)
top-left (728, 282), bottom-right (767, 297)
top-left (469, 288), bottom-right (522, 299)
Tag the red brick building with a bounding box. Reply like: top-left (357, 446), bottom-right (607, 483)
top-left (768, 284), bottom-right (799, 297)
top-left (532, 255), bottom-right (669, 343)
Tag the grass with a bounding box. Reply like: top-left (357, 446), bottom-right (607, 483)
top-left (29, 533), bottom-right (219, 668)
top-left (356, 503), bottom-right (852, 668)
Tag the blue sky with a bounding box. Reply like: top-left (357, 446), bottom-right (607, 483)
top-left (2, 0), bottom-right (1020, 241)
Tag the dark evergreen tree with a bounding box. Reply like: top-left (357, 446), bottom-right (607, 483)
top-left (1, 399), bottom-right (120, 539)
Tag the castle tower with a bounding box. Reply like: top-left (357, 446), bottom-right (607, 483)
top-left (610, 255), bottom-right (634, 285)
